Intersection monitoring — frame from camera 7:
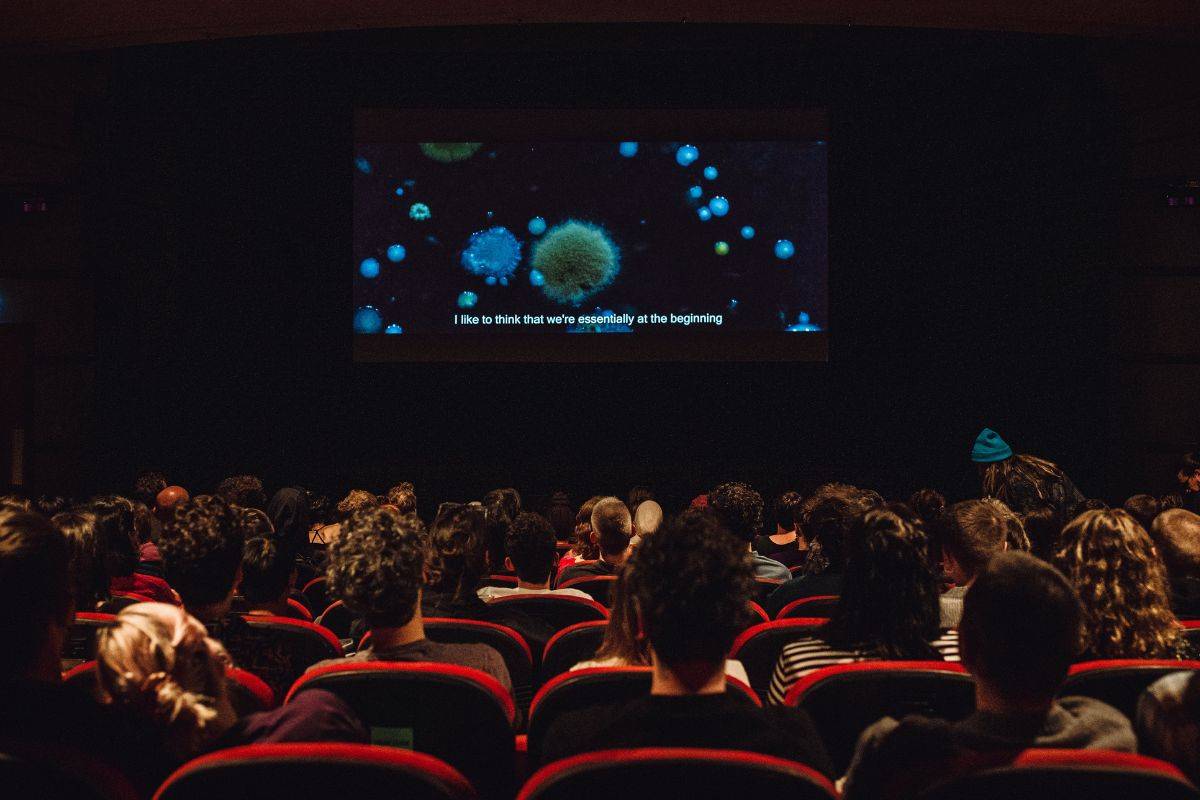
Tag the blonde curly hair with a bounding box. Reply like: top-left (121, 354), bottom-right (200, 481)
top-left (1052, 509), bottom-right (1184, 659)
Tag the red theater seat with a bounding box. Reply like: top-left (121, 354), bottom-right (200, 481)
top-left (286, 597), bottom-right (314, 621)
top-left (919, 749), bottom-right (1198, 800)
top-left (299, 577), bottom-right (330, 616)
top-left (487, 593), bottom-right (610, 633)
top-left (783, 661), bottom-right (975, 775)
top-left (315, 599), bottom-right (356, 640)
top-left (1182, 620), bottom-right (1200, 649)
top-left (236, 615), bottom-right (344, 690)
top-left (538, 621), bottom-right (608, 687)
top-left (153, 743), bottom-right (476, 800)
top-left (747, 601), bottom-right (770, 625)
top-left (287, 661), bottom-right (515, 796)
top-left (1060, 660), bottom-right (1200, 720)
top-left (526, 667), bottom-right (759, 766)
top-left (423, 618), bottom-right (534, 712)
top-left (556, 575), bottom-right (617, 606)
top-left (517, 748), bottom-right (837, 800)
top-left (63, 611), bottom-right (116, 666)
top-left (97, 593), bottom-right (155, 614)
top-left (0, 742), bottom-right (140, 800)
top-left (753, 578), bottom-right (785, 602)
top-left (775, 595), bottom-right (840, 619)
top-left (63, 660), bottom-right (276, 714)
top-left (727, 618), bottom-right (829, 698)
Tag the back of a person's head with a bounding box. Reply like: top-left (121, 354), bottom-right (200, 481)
top-left (483, 487), bottom-right (521, 521)
top-left (1152, 508), bottom-right (1200, 581)
top-left (53, 510), bottom-right (105, 609)
top-left (96, 603), bottom-right (228, 758)
top-left (960, 551), bottom-right (1081, 703)
top-left (0, 511), bottom-right (70, 679)
top-left (505, 511), bottom-right (557, 584)
top-left (1019, 502), bottom-right (1064, 561)
top-left (942, 499), bottom-right (1026, 580)
top-left (634, 500), bottom-right (664, 538)
top-left (90, 495), bottom-right (139, 579)
top-left (132, 471), bottom-right (168, 508)
top-left (240, 535), bottom-right (293, 605)
top-left (545, 492), bottom-right (575, 541)
top-left (590, 496), bottom-right (633, 556)
top-left (800, 483), bottom-right (879, 572)
top-left (159, 495), bottom-right (244, 609)
top-left (772, 490), bottom-right (804, 532)
top-left (625, 509), bottom-right (753, 665)
top-left (427, 504), bottom-right (488, 599)
top-left (265, 487), bottom-right (310, 555)
top-left (907, 489), bottom-right (947, 528)
top-left (156, 485), bottom-right (190, 521)
top-left (707, 482), bottom-right (764, 543)
top-left (385, 482), bottom-right (417, 515)
top-left (328, 506), bottom-right (427, 628)
top-left (336, 488), bottom-right (378, 520)
top-left (825, 508), bottom-right (940, 657)
top-left (216, 474), bottom-right (266, 511)
top-left (626, 486), bottom-right (654, 515)
top-left (482, 489), bottom-right (519, 574)
top-left (1124, 493), bottom-right (1162, 535)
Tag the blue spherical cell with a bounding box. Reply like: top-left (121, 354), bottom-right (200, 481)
top-left (707, 196), bottom-right (730, 217)
top-left (457, 291), bottom-right (478, 309)
top-left (354, 156), bottom-right (371, 174)
top-left (529, 269), bottom-right (545, 287)
top-left (409, 202), bottom-right (431, 221)
top-left (353, 306), bottom-right (383, 334)
top-left (675, 144), bottom-right (699, 167)
top-left (618, 141), bottom-right (638, 157)
top-left (798, 311), bottom-right (811, 324)
top-left (528, 216), bottom-right (547, 236)
top-left (385, 323), bottom-right (404, 335)
top-left (461, 226), bottom-right (522, 282)
top-left (697, 207), bottom-right (713, 221)
top-left (394, 186), bottom-right (405, 197)
top-left (386, 244), bottom-right (406, 263)
top-left (359, 258), bottom-right (380, 279)
top-left (740, 225), bottom-right (756, 240)
top-left (688, 185), bottom-right (703, 199)
top-left (703, 165), bottom-right (718, 180)
top-left (774, 239), bottom-right (796, 260)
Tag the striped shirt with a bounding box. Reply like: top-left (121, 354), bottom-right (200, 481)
top-left (766, 631), bottom-right (961, 705)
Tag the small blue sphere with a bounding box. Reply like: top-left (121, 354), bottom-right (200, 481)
top-left (676, 144), bottom-right (699, 167)
top-left (697, 207), bottom-right (713, 221)
top-left (386, 244), bottom-right (406, 263)
top-left (703, 165), bottom-right (718, 180)
top-left (385, 324), bottom-right (403, 335)
top-left (457, 291), bottom-right (479, 309)
top-left (688, 185), bottom-right (703, 199)
top-left (528, 216), bottom-right (547, 235)
top-left (354, 156), bottom-right (371, 174)
top-left (774, 239), bottom-right (796, 260)
top-left (740, 225), bottom-right (755, 240)
top-left (618, 141), bottom-right (638, 157)
top-left (394, 186), bottom-right (405, 197)
top-left (529, 269), bottom-right (546, 287)
top-left (353, 306), bottom-right (383, 334)
top-left (707, 196), bottom-right (730, 217)
top-left (359, 258), bottom-right (380, 279)
top-left (798, 311), bottom-right (811, 324)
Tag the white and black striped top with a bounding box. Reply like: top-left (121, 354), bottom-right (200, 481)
top-left (766, 631), bottom-right (961, 705)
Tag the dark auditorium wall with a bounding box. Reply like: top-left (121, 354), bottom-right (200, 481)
top-left (55, 25), bottom-right (1179, 507)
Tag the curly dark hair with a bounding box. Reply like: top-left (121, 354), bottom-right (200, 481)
top-left (159, 495), bottom-right (244, 607)
top-left (624, 508), bottom-right (755, 664)
top-left (240, 535), bottom-right (293, 605)
top-left (326, 507), bottom-right (426, 628)
top-left (907, 489), bottom-right (947, 529)
top-left (505, 512), bottom-right (558, 585)
top-left (799, 483), bottom-right (880, 573)
top-left (426, 505), bottom-right (488, 602)
top-left (772, 490), bottom-right (804, 532)
top-left (385, 482), bottom-right (417, 515)
top-left (216, 475), bottom-right (266, 511)
top-left (132, 471), bottom-right (168, 508)
top-left (707, 482), bottom-right (764, 543)
top-left (90, 495), bottom-right (139, 579)
top-left (821, 508), bottom-right (943, 659)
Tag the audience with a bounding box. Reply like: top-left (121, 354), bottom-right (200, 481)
top-left (708, 481), bottom-right (790, 580)
top-left (556, 496), bottom-right (633, 584)
top-left (842, 552), bottom-right (1135, 800)
top-left (1124, 492), bottom-right (1163, 534)
top-left (95, 495), bottom-right (177, 604)
top-left (542, 509), bottom-right (833, 775)
top-left (53, 510), bottom-right (106, 611)
top-left (482, 487), bottom-right (520, 575)
top-left (973, 427), bottom-right (1083, 515)
top-left (131, 471), bottom-right (168, 509)
top-left (631, 499), bottom-right (663, 546)
top-left (1053, 508), bottom-right (1193, 659)
top-left (336, 488), bottom-right (378, 519)
top-left (937, 499), bottom-right (1026, 627)
top-left (1150, 509), bottom-right (1200, 619)
top-left (544, 491), bottom-right (576, 543)
top-left (1019, 501), bottom-right (1064, 563)
top-left (240, 535), bottom-right (301, 618)
top-left (216, 474), bottom-right (267, 511)
top-left (557, 494), bottom-right (603, 569)
top-left (767, 509), bottom-right (958, 704)
top-left (1138, 669), bottom-right (1200, 785)
top-left (385, 481), bottom-right (417, 515)
top-left (1179, 452), bottom-right (1200, 514)
top-left (753, 490), bottom-right (806, 568)
top-left (477, 511), bottom-right (591, 600)
top-left (316, 506), bottom-right (512, 692)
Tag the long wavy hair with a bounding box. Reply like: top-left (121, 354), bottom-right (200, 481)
top-left (980, 454), bottom-right (1068, 508)
top-left (592, 568), bottom-right (649, 665)
top-left (1052, 509), bottom-right (1184, 659)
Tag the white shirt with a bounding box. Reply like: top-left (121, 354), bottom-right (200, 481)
top-left (572, 655), bottom-right (752, 687)
top-left (478, 585), bottom-right (593, 602)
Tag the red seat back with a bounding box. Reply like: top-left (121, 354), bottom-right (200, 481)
top-left (235, 614), bottom-right (344, 692)
top-left (316, 599), bottom-right (357, 640)
top-left (518, 747), bottom-right (837, 800)
top-left (775, 595), bottom-right (840, 619)
top-left (422, 618), bottom-right (535, 712)
top-left (63, 611), bottom-right (116, 665)
top-left (783, 661), bottom-right (975, 775)
top-left (556, 576), bottom-right (618, 606)
top-left (153, 743), bottom-right (476, 800)
top-left (63, 660), bottom-right (275, 714)
top-left (299, 577), bottom-right (330, 616)
top-left (97, 593), bottom-right (155, 614)
top-left (487, 593), bottom-right (609, 634)
top-left (727, 618), bottom-right (829, 698)
top-left (287, 661), bottom-right (514, 796)
top-left (285, 597), bottom-right (313, 622)
top-left (1060, 659), bottom-right (1200, 720)
top-left (538, 621), bottom-right (608, 688)
top-left (919, 749), bottom-right (1197, 800)
top-left (753, 578), bottom-right (785, 602)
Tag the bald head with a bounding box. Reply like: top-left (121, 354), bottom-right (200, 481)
top-left (156, 486), bottom-right (190, 521)
top-left (1152, 508), bottom-right (1200, 580)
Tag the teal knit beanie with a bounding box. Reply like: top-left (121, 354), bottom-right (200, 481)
top-left (971, 428), bottom-right (1013, 463)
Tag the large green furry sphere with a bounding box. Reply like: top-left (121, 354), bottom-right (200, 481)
top-left (530, 220), bottom-right (621, 306)
top-left (418, 142), bottom-right (483, 163)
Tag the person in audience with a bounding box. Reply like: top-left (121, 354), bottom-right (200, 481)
top-left (767, 509), bottom-right (958, 704)
top-left (545, 491), bottom-right (575, 543)
top-left (708, 481), bottom-right (790, 580)
top-left (241, 535), bottom-right (302, 618)
top-left (385, 481), bottom-right (417, 515)
top-left (1162, 493), bottom-right (1185, 511)
top-left (482, 488), bottom-right (520, 575)
top-left (571, 559), bottom-right (751, 684)
top-left (35, 495), bottom-right (69, 517)
top-left (95, 494), bottom-right (177, 604)
top-left (336, 488), bottom-right (378, 519)
top-left (631, 499), bottom-right (663, 547)
top-left (1150, 509), bottom-right (1200, 619)
top-left (53, 510), bottom-right (106, 611)
top-left (423, 504), bottom-right (555, 652)
top-left (557, 495), bottom-right (603, 570)
top-left (842, 552), bottom-right (1135, 800)
top-left (908, 489), bottom-right (948, 574)
top-left (542, 509), bottom-right (834, 774)
top-left (754, 490), bottom-right (806, 568)
top-left (314, 506), bottom-right (512, 691)
top-left (556, 496), bottom-right (634, 584)
top-left (266, 486), bottom-right (320, 582)
top-left (1124, 493), bottom-right (1163, 534)
top-left (1019, 502), bottom-right (1063, 562)
top-left (97, 603), bottom-right (367, 764)
top-left (1179, 452), bottom-right (1200, 514)
top-left (764, 483), bottom-right (879, 617)
top-left (132, 471), bottom-right (168, 509)
top-left (155, 484), bottom-right (189, 522)
top-left (938, 499), bottom-right (1027, 628)
top-left (216, 474), bottom-right (267, 510)
top-left (1137, 670), bottom-right (1200, 784)
top-left (477, 511), bottom-right (591, 600)
top-left (159, 495), bottom-right (296, 695)
top-left (972, 427), bottom-right (1083, 515)
top-left (1053, 508), bottom-right (1193, 659)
